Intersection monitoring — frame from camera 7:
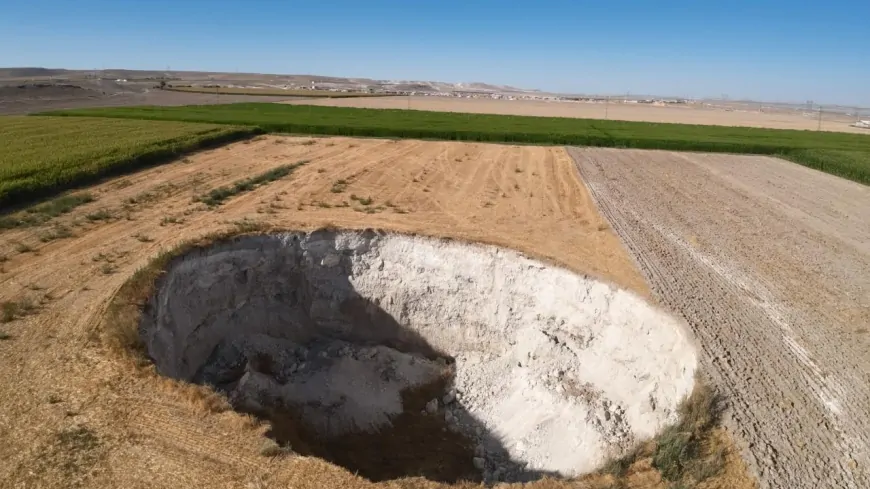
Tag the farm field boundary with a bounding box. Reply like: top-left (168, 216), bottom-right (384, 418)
top-left (42, 103), bottom-right (870, 184)
top-left (0, 116), bottom-right (258, 208)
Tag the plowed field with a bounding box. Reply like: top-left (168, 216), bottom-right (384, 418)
top-left (570, 147), bottom-right (870, 489)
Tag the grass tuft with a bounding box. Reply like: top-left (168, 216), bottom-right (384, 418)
top-left (231, 219), bottom-right (270, 233)
top-left (85, 209), bottom-right (113, 222)
top-left (653, 382), bottom-right (724, 484)
top-left (331, 179), bottom-right (349, 193)
top-left (597, 379), bottom-right (726, 488)
top-left (0, 193), bottom-right (95, 229)
top-left (196, 161), bottom-right (306, 207)
top-left (350, 194), bottom-right (374, 206)
top-left (160, 216), bottom-right (183, 226)
top-left (259, 439), bottom-right (290, 457)
top-left (1, 298), bottom-right (38, 323)
top-left (14, 242), bottom-right (34, 253)
top-left (38, 224), bottom-right (74, 243)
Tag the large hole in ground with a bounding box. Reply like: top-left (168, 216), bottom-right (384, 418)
top-left (140, 230), bottom-right (698, 483)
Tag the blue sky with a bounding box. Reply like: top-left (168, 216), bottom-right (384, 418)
top-left (2, 0), bottom-right (869, 105)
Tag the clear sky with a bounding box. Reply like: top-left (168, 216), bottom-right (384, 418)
top-left (2, 0), bottom-right (869, 106)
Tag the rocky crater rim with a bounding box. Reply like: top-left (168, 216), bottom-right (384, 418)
top-left (139, 229), bottom-right (698, 481)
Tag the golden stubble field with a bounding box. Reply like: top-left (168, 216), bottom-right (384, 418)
top-left (0, 136), bottom-right (753, 489)
top-left (281, 96), bottom-right (867, 134)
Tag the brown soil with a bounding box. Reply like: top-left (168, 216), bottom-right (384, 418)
top-left (0, 136), bottom-right (750, 488)
top-left (281, 96), bottom-right (868, 134)
top-left (0, 85), bottom-right (298, 115)
top-left (570, 147), bottom-right (870, 489)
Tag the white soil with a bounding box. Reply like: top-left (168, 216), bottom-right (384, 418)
top-left (140, 230), bottom-right (697, 481)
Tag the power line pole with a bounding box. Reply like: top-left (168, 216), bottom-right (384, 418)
top-left (817, 105), bottom-right (823, 131)
top-left (605, 96), bottom-right (609, 119)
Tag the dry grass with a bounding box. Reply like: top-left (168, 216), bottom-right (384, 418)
top-left (596, 381), bottom-right (732, 488)
top-left (0, 192), bottom-right (95, 229)
top-left (1, 297), bottom-right (38, 323)
top-left (194, 161), bottom-right (306, 207)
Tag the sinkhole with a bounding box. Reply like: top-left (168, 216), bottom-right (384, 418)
top-left (139, 229), bottom-right (698, 483)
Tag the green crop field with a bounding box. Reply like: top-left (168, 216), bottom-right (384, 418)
top-left (165, 86), bottom-right (388, 98)
top-left (0, 116), bottom-right (256, 207)
top-left (41, 103), bottom-right (870, 184)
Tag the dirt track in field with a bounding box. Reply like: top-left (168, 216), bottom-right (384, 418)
top-left (569, 147), bottom-right (870, 489)
top-left (0, 136), bottom-right (760, 489)
top-left (280, 96), bottom-right (868, 134)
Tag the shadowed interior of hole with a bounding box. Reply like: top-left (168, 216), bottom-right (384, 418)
top-left (255, 374), bottom-right (483, 483)
top-left (138, 229), bottom-right (698, 484)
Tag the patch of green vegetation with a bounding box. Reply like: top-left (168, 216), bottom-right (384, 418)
top-left (599, 382), bottom-right (725, 488)
top-left (195, 161), bottom-right (307, 207)
top-left (783, 149), bottom-right (870, 183)
top-left (42, 103), bottom-right (870, 184)
top-left (0, 193), bottom-right (94, 229)
top-left (651, 382), bottom-right (724, 483)
top-left (0, 115), bottom-right (257, 208)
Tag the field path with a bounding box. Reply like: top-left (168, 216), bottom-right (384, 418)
top-left (569, 147), bottom-right (870, 489)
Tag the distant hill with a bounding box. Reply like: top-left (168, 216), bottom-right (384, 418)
top-left (0, 67), bottom-right (541, 94)
top-left (0, 67), bottom-right (71, 78)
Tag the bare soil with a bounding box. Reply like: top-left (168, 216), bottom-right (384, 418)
top-left (0, 136), bottom-right (759, 489)
top-left (282, 96), bottom-right (869, 134)
top-left (569, 147), bottom-right (870, 489)
top-left (0, 83), bottom-right (297, 115)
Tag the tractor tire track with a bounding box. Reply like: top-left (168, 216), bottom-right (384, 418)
top-left (568, 147), bottom-right (870, 489)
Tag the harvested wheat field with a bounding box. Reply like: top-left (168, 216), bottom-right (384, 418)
top-left (570, 148), bottom-right (870, 489)
top-left (280, 96), bottom-right (867, 134)
top-left (0, 135), bottom-right (755, 489)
